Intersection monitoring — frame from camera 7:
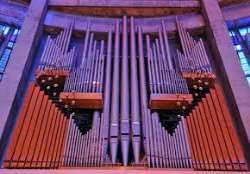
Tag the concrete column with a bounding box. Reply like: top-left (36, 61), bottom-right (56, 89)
top-left (0, 0), bottom-right (48, 165)
top-left (201, 0), bottom-right (250, 169)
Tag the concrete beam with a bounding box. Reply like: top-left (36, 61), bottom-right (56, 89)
top-left (0, 0), bottom-right (48, 165)
top-left (201, 0), bottom-right (250, 169)
top-left (1, 1), bottom-right (250, 33)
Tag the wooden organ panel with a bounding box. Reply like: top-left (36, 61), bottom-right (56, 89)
top-left (4, 83), bottom-right (69, 169)
top-left (185, 84), bottom-right (247, 171)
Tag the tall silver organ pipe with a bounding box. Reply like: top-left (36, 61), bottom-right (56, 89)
top-left (110, 20), bottom-right (120, 165)
top-left (130, 16), bottom-right (141, 165)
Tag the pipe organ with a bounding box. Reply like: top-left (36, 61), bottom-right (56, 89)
top-left (3, 16), bottom-right (247, 171)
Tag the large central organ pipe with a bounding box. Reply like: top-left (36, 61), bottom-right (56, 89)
top-left (110, 20), bottom-right (120, 164)
top-left (130, 17), bottom-right (141, 164)
top-left (121, 16), bottom-right (130, 166)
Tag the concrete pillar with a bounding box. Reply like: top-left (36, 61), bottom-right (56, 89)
top-left (201, 0), bottom-right (250, 169)
top-left (0, 0), bottom-right (48, 165)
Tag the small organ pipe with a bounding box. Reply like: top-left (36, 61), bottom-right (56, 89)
top-left (152, 44), bottom-right (161, 93)
top-left (87, 45), bottom-right (98, 92)
top-left (81, 24), bottom-right (90, 68)
top-left (99, 41), bottom-right (105, 93)
top-left (155, 39), bottom-right (166, 93)
top-left (146, 35), bottom-right (155, 93)
top-left (84, 40), bottom-right (97, 92)
top-left (82, 33), bottom-right (94, 90)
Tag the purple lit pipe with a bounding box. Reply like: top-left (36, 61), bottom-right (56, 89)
top-left (84, 40), bottom-right (97, 92)
top-left (147, 110), bottom-right (154, 167)
top-left (197, 41), bottom-right (206, 70)
top-left (157, 117), bottom-right (165, 168)
top-left (152, 43), bottom-right (161, 93)
top-left (156, 120), bottom-right (164, 168)
top-left (138, 26), bottom-right (151, 167)
top-left (73, 130), bottom-right (80, 166)
top-left (155, 114), bottom-right (163, 168)
top-left (91, 111), bottom-right (99, 166)
top-left (99, 113), bottom-right (105, 166)
top-left (158, 29), bottom-right (170, 93)
top-left (94, 117), bottom-right (101, 166)
top-left (180, 119), bottom-right (191, 167)
top-left (81, 24), bottom-right (90, 68)
top-left (130, 16), bottom-right (141, 164)
top-left (164, 130), bottom-right (171, 168)
top-left (176, 20), bottom-right (189, 58)
top-left (161, 127), bottom-right (168, 168)
top-left (68, 123), bottom-right (77, 166)
top-left (63, 114), bottom-right (73, 166)
top-left (176, 125), bottom-right (185, 168)
top-left (85, 132), bottom-right (90, 166)
top-left (146, 35), bottom-right (155, 93)
top-left (121, 16), bottom-right (130, 166)
top-left (152, 113), bottom-right (159, 168)
top-left (87, 44), bottom-right (98, 92)
top-left (92, 48), bottom-right (100, 92)
top-left (168, 132), bottom-right (176, 168)
top-left (146, 35), bottom-right (157, 93)
top-left (59, 25), bottom-right (67, 54)
top-left (81, 134), bottom-right (87, 166)
top-left (64, 20), bottom-right (74, 54)
top-left (65, 121), bottom-right (74, 166)
top-left (175, 126), bottom-right (183, 168)
top-left (171, 132), bottom-right (178, 168)
top-left (77, 134), bottom-right (83, 167)
top-left (110, 20), bottom-right (120, 164)
top-left (81, 33), bottom-right (94, 91)
top-left (162, 21), bottom-right (174, 70)
top-left (179, 122), bottom-right (189, 168)
top-left (96, 41), bottom-right (104, 93)
top-left (160, 127), bottom-right (166, 168)
top-left (155, 39), bottom-right (167, 93)
top-left (102, 30), bottom-right (112, 165)
top-left (86, 130), bottom-right (92, 166)
top-left (98, 40), bottom-right (105, 93)
top-left (71, 124), bottom-right (79, 166)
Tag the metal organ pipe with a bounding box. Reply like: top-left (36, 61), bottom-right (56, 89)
top-left (146, 35), bottom-right (155, 94)
top-left (138, 26), bottom-right (151, 167)
top-left (121, 16), bottom-right (130, 166)
top-left (110, 20), bottom-right (120, 164)
top-left (130, 17), bottom-right (141, 165)
top-left (102, 30), bottom-right (112, 165)
top-left (81, 24), bottom-right (90, 68)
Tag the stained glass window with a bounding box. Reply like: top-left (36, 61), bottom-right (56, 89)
top-left (229, 28), bottom-right (250, 86)
top-left (0, 24), bottom-right (19, 81)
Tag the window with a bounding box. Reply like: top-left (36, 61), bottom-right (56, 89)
top-left (229, 28), bottom-right (250, 86)
top-left (0, 24), bottom-right (19, 81)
